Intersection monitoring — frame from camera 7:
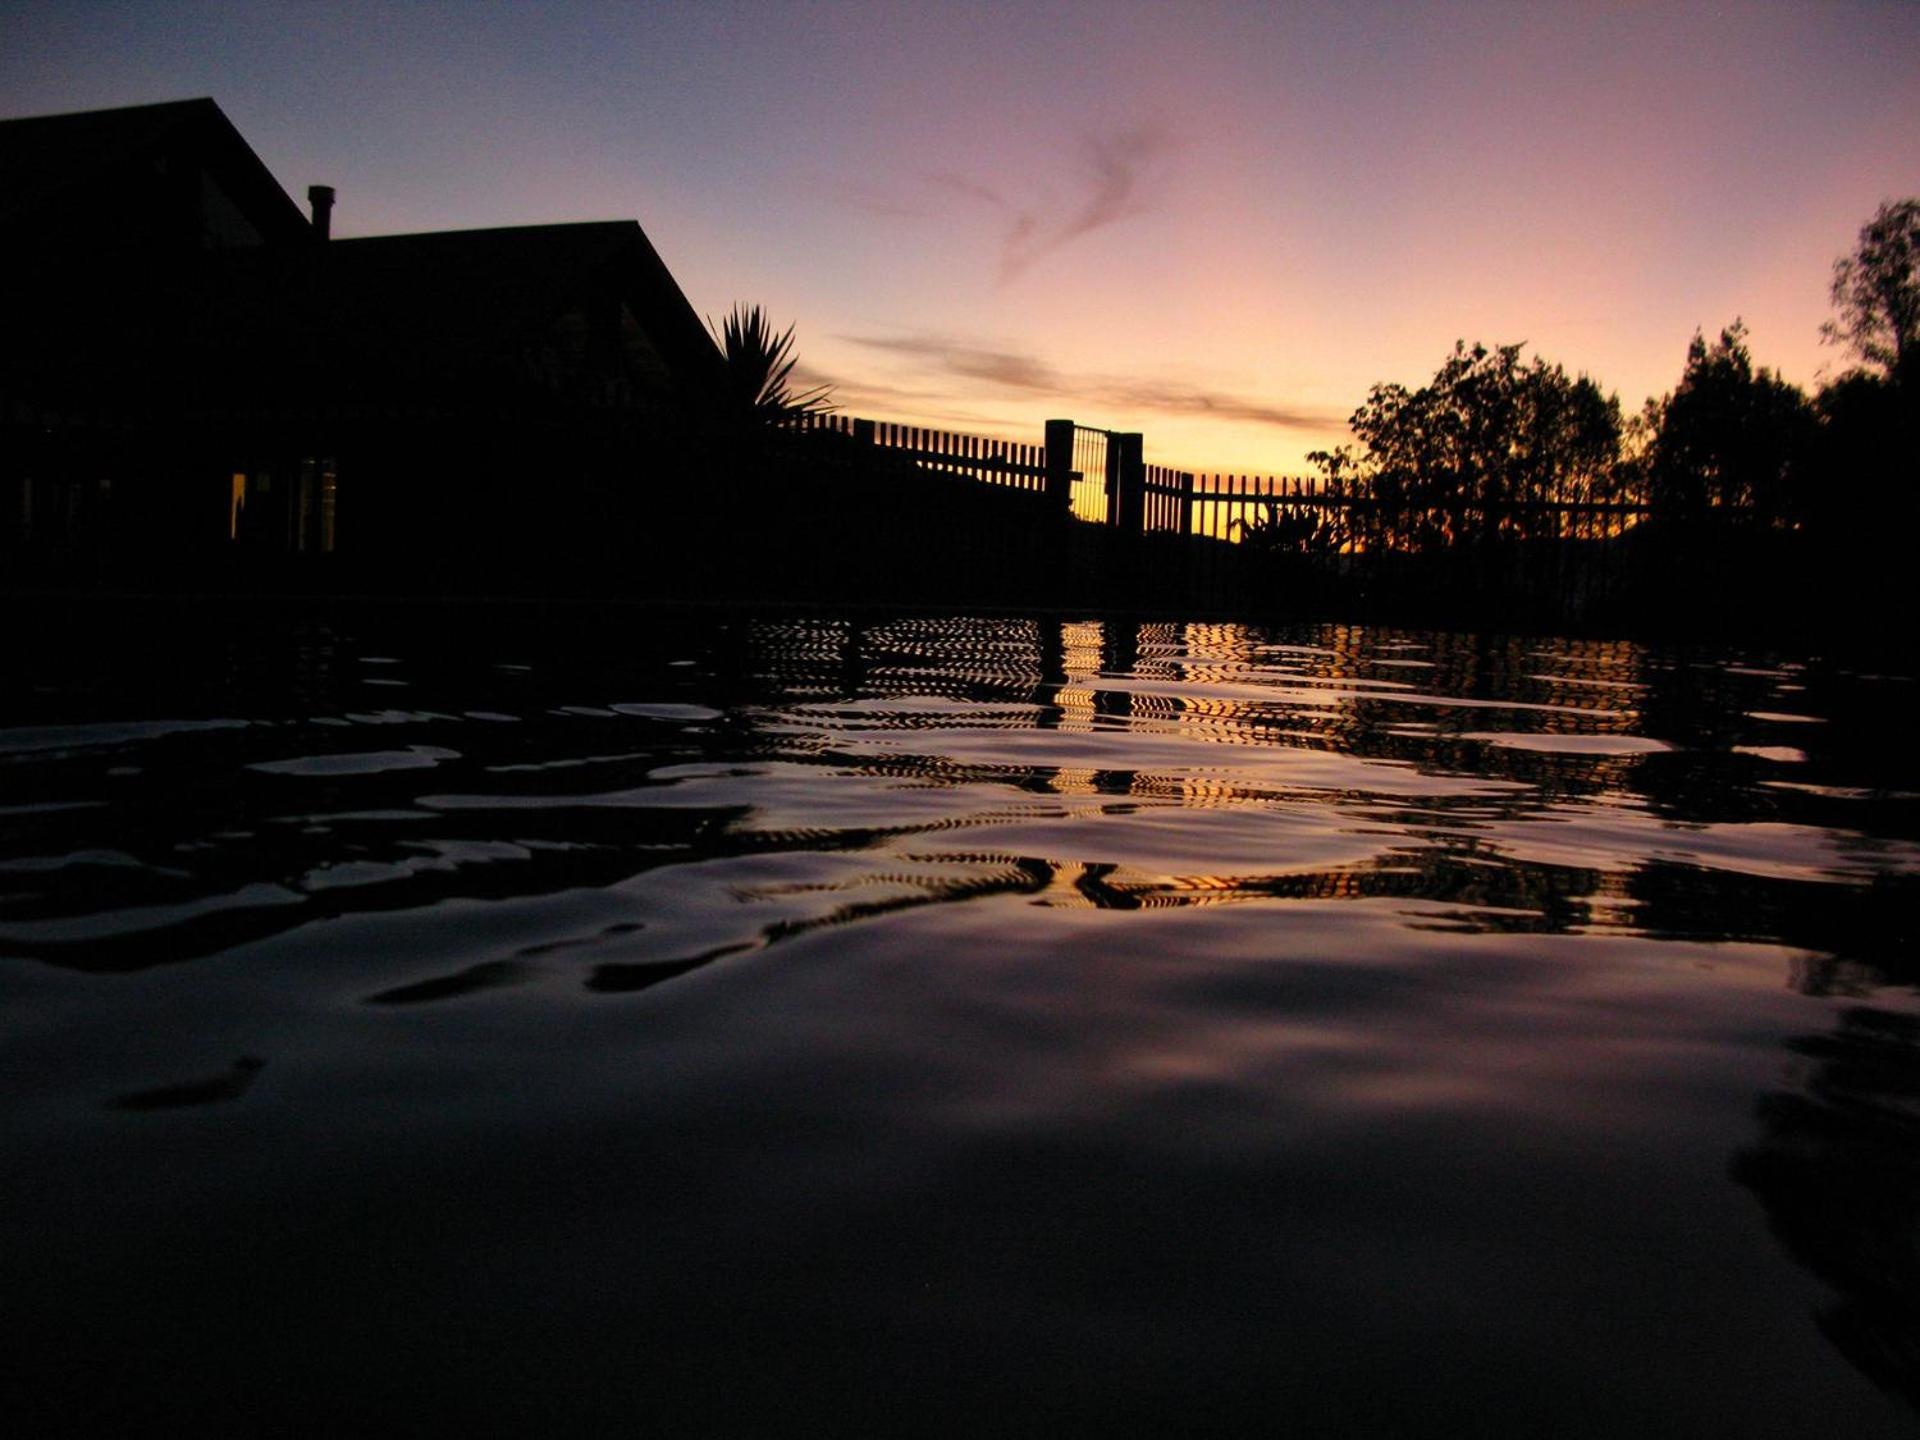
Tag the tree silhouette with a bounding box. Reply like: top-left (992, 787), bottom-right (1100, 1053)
top-left (1644, 321), bottom-right (1815, 527)
top-left (1323, 341), bottom-right (1622, 550)
top-left (1822, 199), bottom-right (1920, 385)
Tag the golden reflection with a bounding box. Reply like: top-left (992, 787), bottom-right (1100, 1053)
top-left (1058, 620), bottom-right (1105, 677)
top-left (712, 617), bottom-right (1886, 953)
top-left (1045, 765), bottom-right (1103, 796)
top-left (1034, 862), bottom-right (1104, 907)
top-left (1050, 686), bottom-right (1099, 732)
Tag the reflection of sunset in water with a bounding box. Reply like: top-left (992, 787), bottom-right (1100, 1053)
top-left (2, 609), bottom-right (1915, 1434)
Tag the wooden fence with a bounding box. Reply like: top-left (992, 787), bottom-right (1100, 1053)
top-left (784, 412), bottom-right (1650, 550)
top-left (787, 412), bottom-right (1051, 494)
top-left (764, 410), bottom-right (1687, 620)
top-left (1190, 474), bottom-right (1354, 543)
top-left (1142, 463), bottom-right (1191, 535)
top-left (1184, 475), bottom-right (1648, 549)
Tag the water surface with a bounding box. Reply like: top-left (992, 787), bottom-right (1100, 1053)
top-left (3, 609), bottom-right (1916, 1434)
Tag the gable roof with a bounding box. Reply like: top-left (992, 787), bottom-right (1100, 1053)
top-left (0, 97), bottom-right (311, 250)
top-left (181, 220), bottom-right (723, 416)
top-left (1, 99), bottom-right (726, 421)
top-left (322, 221), bottom-right (721, 382)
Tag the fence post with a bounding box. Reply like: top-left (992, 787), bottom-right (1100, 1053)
top-left (1113, 433), bottom-right (1144, 532)
top-left (1044, 419), bottom-right (1074, 515)
top-left (1102, 435), bottom-right (1121, 525)
top-left (1178, 472), bottom-right (1194, 536)
top-left (853, 418), bottom-right (875, 446)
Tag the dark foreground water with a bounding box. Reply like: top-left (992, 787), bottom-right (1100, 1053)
top-left (3, 606), bottom-right (1916, 1435)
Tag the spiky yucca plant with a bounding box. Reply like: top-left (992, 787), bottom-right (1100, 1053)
top-left (711, 303), bottom-right (833, 422)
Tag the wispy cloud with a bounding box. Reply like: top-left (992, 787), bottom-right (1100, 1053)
top-left (1001, 124), bottom-right (1172, 281)
top-left (841, 121), bottom-right (1177, 283)
top-left (789, 361), bottom-right (948, 407)
top-left (788, 360), bottom-right (1020, 431)
top-left (1093, 379), bottom-right (1341, 431)
top-left (851, 335), bottom-right (1056, 391)
top-left (840, 332), bottom-right (1341, 432)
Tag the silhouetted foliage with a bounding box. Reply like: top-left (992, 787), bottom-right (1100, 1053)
top-left (1315, 341), bottom-right (1623, 550)
top-left (1644, 321), bottom-right (1816, 527)
top-left (1231, 501), bottom-right (1343, 554)
top-left (711, 303), bottom-right (833, 423)
top-left (1809, 200), bottom-right (1920, 543)
top-left (1808, 369), bottom-right (1917, 537)
top-left (1822, 198), bottom-right (1920, 386)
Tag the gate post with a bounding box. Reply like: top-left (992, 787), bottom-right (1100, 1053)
top-left (1044, 419), bottom-right (1074, 515)
top-left (1114, 433), bottom-right (1145, 532)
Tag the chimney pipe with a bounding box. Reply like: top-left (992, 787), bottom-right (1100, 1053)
top-left (308, 184), bottom-right (335, 241)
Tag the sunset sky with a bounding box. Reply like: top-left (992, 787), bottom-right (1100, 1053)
top-left (6, 1), bottom-right (1917, 471)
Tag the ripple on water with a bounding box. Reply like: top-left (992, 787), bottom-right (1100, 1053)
top-left (249, 745), bottom-right (462, 777)
top-left (1478, 804), bottom-right (1920, 883)
top-left (0, 717), bottom-right (248, 755)
top-left (607, 702), bottom-right (725, 721)
top-left (1, 613), bottom-right (1916, 1437)
top-left (1458, 731), bottom-right (1672, 755)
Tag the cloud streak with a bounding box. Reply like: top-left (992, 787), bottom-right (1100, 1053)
top-left (788, 360), bottom-right (1025, 432)
top-left (842, 332), bottom-right (1341, 432)
top-left (843, 122), bottom-right (1177, 283)
top-left (1036, 127), bottom-right (1169, 261)
top-left (999, 123), bottom-right (1176, 282)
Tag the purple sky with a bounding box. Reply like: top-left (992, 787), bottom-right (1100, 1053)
top-left (6, 1), bottom-right (1917, 469)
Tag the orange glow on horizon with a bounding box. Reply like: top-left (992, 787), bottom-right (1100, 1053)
top-left (7, 4), bottom-right (1913, 476)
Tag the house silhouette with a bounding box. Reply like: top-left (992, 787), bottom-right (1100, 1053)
top-left (1, 98), bottom-right (723, 587)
